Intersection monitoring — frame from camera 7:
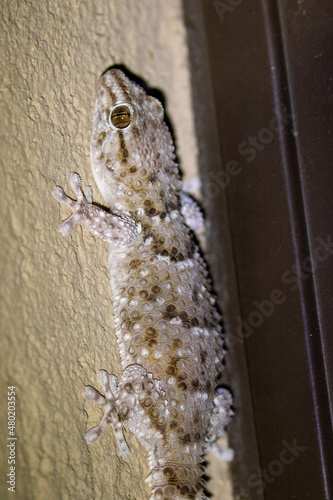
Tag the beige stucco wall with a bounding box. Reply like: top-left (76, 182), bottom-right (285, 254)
top-left (0, 1), bottom-right (232, 499)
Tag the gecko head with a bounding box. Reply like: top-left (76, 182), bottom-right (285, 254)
top-left (90, 68), bottom-right (181, 216)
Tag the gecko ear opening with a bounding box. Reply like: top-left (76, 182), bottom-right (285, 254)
top-left (146, 96), bottom-right (164, 121)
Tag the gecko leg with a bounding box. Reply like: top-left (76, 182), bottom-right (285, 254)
top-left (53, 173), bottom-right (138, 245)
top-left (84, 365), bottom-right (166, 457)
top-left (179, 177), bottom-right (204, 231)
top-left (182, 176), bottom-right (201, 194)
top-left (204, 388), bottom-right (234, 462)
top-left (179, 191), bottom-right (204, 231)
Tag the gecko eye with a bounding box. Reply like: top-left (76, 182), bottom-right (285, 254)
top-left (109, 103), bottom-right (134, 130)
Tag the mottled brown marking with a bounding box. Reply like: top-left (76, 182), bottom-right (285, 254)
top-left (177, 371), bottom-right (187, 382)
top-left (163, 466), bottom-right (179, 485)
top-left (149, 170), bottom-right (157, 182)
top-left (106, 85), bottom-right (117, 104)
top-left (97, 130), bottom-right (106, 145)
top-left (124, 382), bottom-right (133, 393)
top-left (187, 239), bottom-right (196, 259)
top-left (171, 338), bottom-right (182, 349)
top-left (146, 339), bottom-right (157, 348)
top-left (118, 411), bottom-right (127, 423)
top-left (181, 433), bottom-right (191, 444)
top-left (192, 289), bottom-right (199, 304)
top-left (193, 409), bottom-right (200, 424)
top-left (144, 326), bottom-right (158, 343)
top-left (170, 419), bottom-right (178, 429)
top-left (200, 351), bottom-right (207, 364)
top-left (177, 382), bottom-right (188, 391)
top-left (165, 365), bottom-right (176, 375)
top-left (180, 485), bottom-right (190, 495)
top-left (165, 354), bottom-right (181, 377)
top-left (118, 131), bottom-right (130, 162)
top-left (191, 378), bottom-right (200, 390)
top-left (130, 310), bottom-right (141, 320)
top-left (140, 401), bottom-right (167, 437)
top-left (132, 126), bottom-right (140, 138)
top-left (163, 304), bottom-right (177, 321)
top-left (190, 317), bottom-right (199, 327)
top-left (143, 396), bottom-right (153, 407)
top-left (165, 200), bottom-right (177, 211)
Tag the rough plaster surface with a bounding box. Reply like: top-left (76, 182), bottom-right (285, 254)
top-left (0, 1), bottom-right (232, 499)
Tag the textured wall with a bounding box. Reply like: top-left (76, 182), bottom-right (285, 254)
top-left (0, 1), bottom-right (232, 499)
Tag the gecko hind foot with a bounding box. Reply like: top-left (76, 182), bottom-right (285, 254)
top-left (84, 370), bottom-right (130, 458)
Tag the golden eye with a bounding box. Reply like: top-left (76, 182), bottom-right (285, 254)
top-left (109, 103), bottom-right (133, 130)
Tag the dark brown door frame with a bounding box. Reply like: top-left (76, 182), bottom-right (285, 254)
top-left (183, 1), bottom-right (333, 498)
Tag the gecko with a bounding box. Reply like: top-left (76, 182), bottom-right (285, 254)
top-left (53, 68), bottom-right (233, 500)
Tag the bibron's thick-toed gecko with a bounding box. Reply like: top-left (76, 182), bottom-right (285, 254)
top-left (53, 68), bottom-right (233, 500)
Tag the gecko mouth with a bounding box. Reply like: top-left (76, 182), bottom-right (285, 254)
top-left (105, 164), bottom-right (115, 173)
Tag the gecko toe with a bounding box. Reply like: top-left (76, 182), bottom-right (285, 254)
top-left (59, 217), bottom-right (76, 236)
top-left (70, 172), bottom-right (82, 188)
top-left (53, 186), bottom-right (68, 203)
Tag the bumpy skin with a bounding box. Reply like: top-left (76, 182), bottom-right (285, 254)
top-left (53, 69), bottom-right (232, 500)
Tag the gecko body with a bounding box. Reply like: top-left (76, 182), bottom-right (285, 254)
top-left (53, 69), bottom-right (232, 500)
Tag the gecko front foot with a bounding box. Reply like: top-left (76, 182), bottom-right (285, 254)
top-left (53, 172), bottom-right (138, 245)
top-left (53, 173), bottom-right (92, 236)
top-left (84, 370), bottom-right (130, 458)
